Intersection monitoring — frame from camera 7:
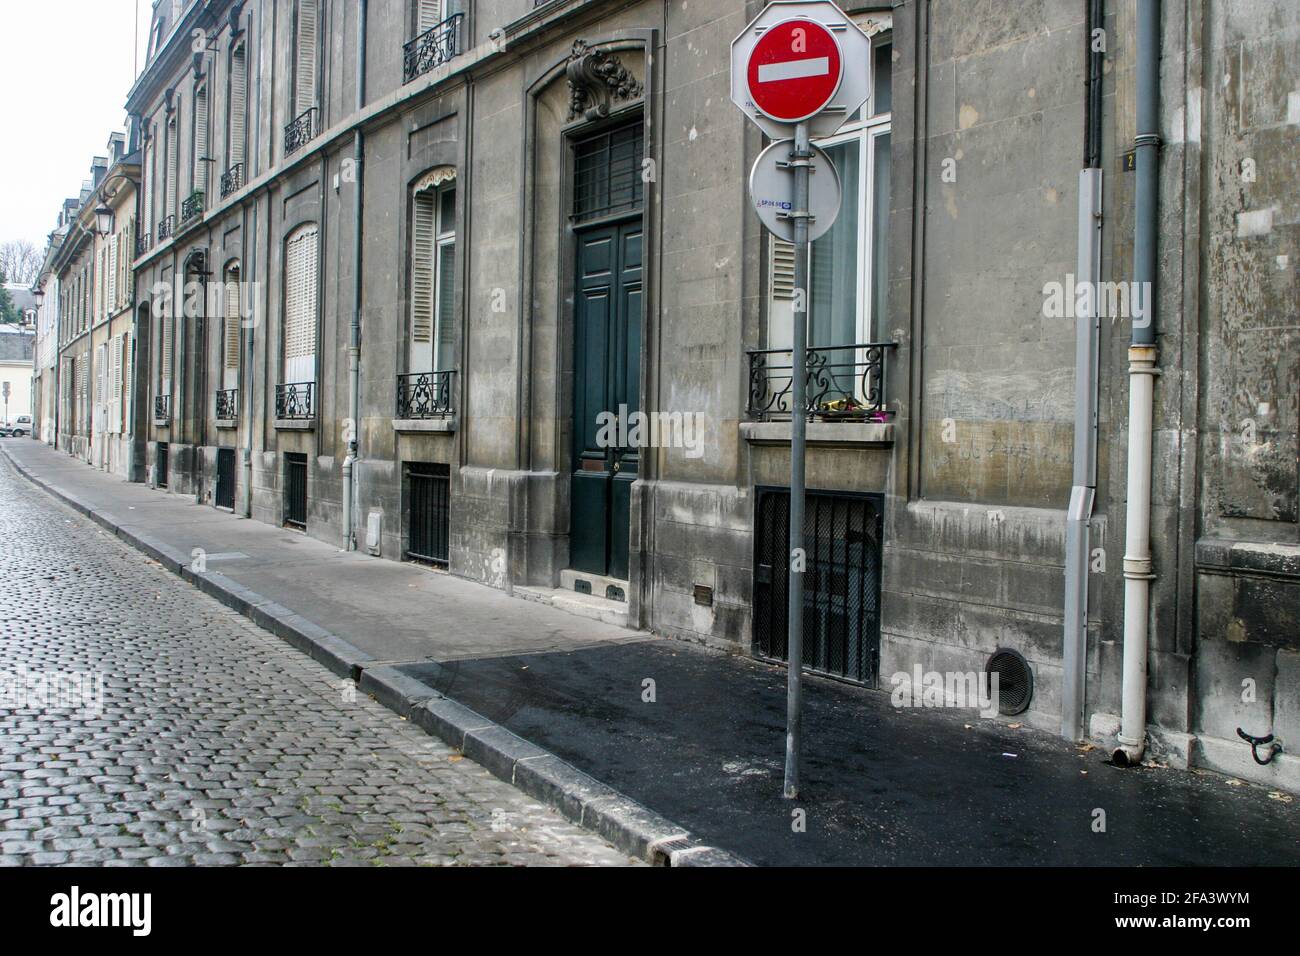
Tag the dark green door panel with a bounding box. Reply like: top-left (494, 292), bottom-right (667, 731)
top-left (571, 219), bottom-right (642, 578)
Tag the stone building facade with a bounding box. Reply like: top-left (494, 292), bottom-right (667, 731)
top-left (122, 0), bottom-right (1298, 790)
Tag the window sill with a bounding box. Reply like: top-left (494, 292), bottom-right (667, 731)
top-left (740, 420), bottom-right (895, 447)
top-left (152, 418), bottom-right (171, 428)
top-left (215, 418), bottom-right (238, 430)
top-left (274, 419), bottom-right (315, 431)
top-left (392, 417), bottom-right (457, 434)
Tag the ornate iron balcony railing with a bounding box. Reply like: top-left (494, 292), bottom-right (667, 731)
top-left (135, 233), bottom-right (151, 257)
top-left (154, 393), bottom-right (171, 421)
top-left (284, 107), bottom-right (318, 156)
top-left (220, 163), bottom-right (244, 198)
top-left (402, 13), bottom-right (464, 84)
top-left (180, 191), bottom-right (205, 226)
top-left (215, 388), bottom-right (238, 420)
top-left (275, 382), bottom-right (314, 420)
top-left (157, 215), bottom-right (175, 241)
top-left (396, 370), bottom-right (455, 419)
top-left (747, 343), bottom-right (897, 422)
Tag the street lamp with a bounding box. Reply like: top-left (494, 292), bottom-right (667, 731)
top-left (94, 205), bottom-right (115, 237)
top-left (32, 286), bottom-right (44, 308)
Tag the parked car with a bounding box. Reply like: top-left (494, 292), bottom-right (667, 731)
top-left (2, 415), bottom-right (33, 438)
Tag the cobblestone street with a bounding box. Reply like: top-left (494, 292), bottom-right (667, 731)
top-left (0, 451), bottom-right (636, 867)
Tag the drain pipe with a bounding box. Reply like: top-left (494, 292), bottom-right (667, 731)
top-left (1115, 0), bottom-right (1160, 767)
top-left (342, 0), bottom-right (367, 551)
top-left (1062, 0), bottom-right (1105, 742)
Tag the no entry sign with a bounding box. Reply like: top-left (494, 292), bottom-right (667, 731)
top-left (746, 18), bottom-right (844, 123)
top-left (731, 0), bottom-right (872, 140)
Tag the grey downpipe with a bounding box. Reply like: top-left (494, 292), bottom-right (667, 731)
top-left (1115, 0), bottom-right (1161, 767)
top-left (342, 0), bottom-right (367, 551)
top-left (1062, 0), bottom-right (1105, 741)
top-left (241, 1), bottom-right (264, 519)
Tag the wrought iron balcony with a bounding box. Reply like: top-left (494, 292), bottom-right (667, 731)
top-left (403, 13), bottom-right (464, 84)
top-left (275, 382), bottom-right (314, 420)
top-left (284, 107), bottom-right (318, 156)
top-left (396, 370), bottom-right (455, 419)
top-left (154, 393), bottom-right (171, 421)
top-left (180, 190), bottom-right (205, 226)
top-left (220, 163), bottom-right (244, 199)
top-left (157, 215), bottom-right (175, 241)
top-left (135, 232), bottom-right (151, 257)
top-left (746, 342), bottom-right (897, 422)
top-left (215, 388), bottom-right (238, 420)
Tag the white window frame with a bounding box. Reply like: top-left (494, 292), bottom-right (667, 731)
top-left (765, 30), bottom-right (892, 387)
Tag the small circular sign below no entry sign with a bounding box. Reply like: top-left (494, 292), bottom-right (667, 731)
top-left (746, 17), bottom-right (845, 123)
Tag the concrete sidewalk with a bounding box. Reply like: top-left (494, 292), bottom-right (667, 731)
top-left (5, 439), bottom-right (1299, 866)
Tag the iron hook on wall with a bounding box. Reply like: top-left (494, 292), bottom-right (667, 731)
top-left (1236, 727), bottom-right (1284, 766)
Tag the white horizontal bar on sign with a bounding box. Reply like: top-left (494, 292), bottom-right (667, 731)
top-left (757, 57), bottom-right (830, 83)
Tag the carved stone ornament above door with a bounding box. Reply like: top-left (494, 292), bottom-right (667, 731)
top-left (566, 40), bottom-right (644, 123)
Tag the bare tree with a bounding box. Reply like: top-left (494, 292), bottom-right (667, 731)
top-left (0, 240), bottom-right (43, 285)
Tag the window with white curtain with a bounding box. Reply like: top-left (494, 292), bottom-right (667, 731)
top-left (283, 224), bottom-right (319, 385)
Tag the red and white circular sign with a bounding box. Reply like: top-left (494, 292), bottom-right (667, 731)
top-left (746, 17), bottom-right (844, 124)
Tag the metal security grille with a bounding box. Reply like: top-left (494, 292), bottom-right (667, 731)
top-left (157, 443), bottom-right (169, 489)
top-left (573, 122), bottom-right (644, 222)
top-left (405, 462), bottom-right (450, 567)
top-left (284, 453), bottom-right (307, 530)
top-left (753, 489), bottom-right (883, 685)
top-left (215, 447), bottom-right (236, 510)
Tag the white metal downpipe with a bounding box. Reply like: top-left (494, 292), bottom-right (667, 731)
top-left (1116, 345), bottom-right (1157, 764)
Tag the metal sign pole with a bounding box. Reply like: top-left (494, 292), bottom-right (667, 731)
top-left (784, 121), bottom-right (812, 799)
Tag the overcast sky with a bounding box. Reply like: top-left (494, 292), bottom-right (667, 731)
top-left (0, 0), bottom-right (152, 250)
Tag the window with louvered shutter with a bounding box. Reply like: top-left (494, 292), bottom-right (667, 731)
top-left (144, 128), bottom-right (155, 230)
top-left (415, 0), bottom-right (444, 34)
top-left (112, 336), bottom-right (124, 432)
top-left (294, 0), bottom-right (319, 118)
top-left (107, 237), bottom-right (118, 314)
top-left (161, 304), bottom-right (173, 387)
top-left (229, 44), bottom-right (247, 167)
top-left (409, 189), bottom-right (436, 361)
top-left (166, 117), bottom-right (178, 218)
top-left (284, 225), bottom-right (318, 384)
top-left (194, 84), bottom-right (209, 197)
top-left (224, 264), bottom-right (241, 386)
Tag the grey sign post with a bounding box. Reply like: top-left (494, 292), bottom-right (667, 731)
top-left (785, 121), bottom-right (812, 799)
top-left (733, 0), bottom-right (870, 798)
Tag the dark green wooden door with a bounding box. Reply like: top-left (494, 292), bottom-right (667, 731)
top-left (571, 220), bottom-right (642, 579)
